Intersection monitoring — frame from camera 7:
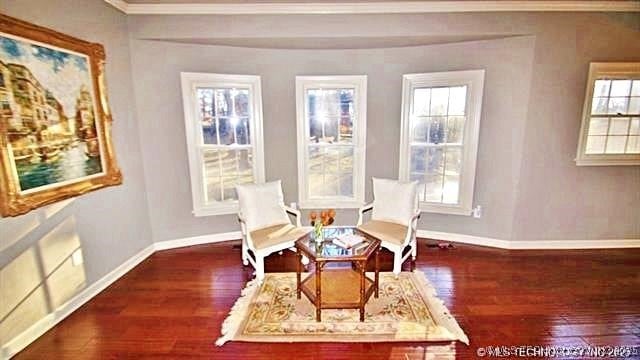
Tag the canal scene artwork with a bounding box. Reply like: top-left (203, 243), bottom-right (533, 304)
top-left (0, 32), bottom-right (104, 192)
top-left (1, 14), bottom-right (122, 217)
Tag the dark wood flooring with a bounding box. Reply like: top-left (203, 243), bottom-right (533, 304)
top-left (14, 240), bottom-right (640, 359)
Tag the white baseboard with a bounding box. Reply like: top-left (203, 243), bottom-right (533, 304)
top-left (418, 230), bottom-right (511, 249)
top-left (417, 230), bottom-right (640, 249)
top-left (154, 231), bottom-right (242, 251)
top-left (1, 244), bottom-right (156, 360)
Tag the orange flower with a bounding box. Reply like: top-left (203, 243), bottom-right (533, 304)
top-left (309, 211), bottom-right (317, 220)
top-left (328, 209), bottom-right (336, 218)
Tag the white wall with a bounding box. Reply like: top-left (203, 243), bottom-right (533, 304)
top-left (127, 12), bottom-right (639, 242)
top-left (0, 0), bottom-right (153, 348)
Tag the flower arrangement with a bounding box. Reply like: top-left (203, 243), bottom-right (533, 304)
top-left (309, 209), bottom-right (335, 241)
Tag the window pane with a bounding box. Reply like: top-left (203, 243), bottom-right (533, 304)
top-left (430, 87), bottom-right (449, 116)
top-left (410, 147), bottom-right (427, 173)
top-left (628, 97), bottom-right (640, 114)
top-left (427, 116), bottom-right (446, 144)
top-left (629, 118), bottom-right (640, 135)
top-left (610, 80), bottom-right (631, 97)
top-left (214, 89), bottom-right (231, 116)
top-left (308, 147), bottom-right (322, 172)
top-left (446, 116), bottom-right (465, 144)
top-left (202, 119), bottom-right (218, 145)
top-left (591, 97), bottom-right (608, 115)
top-left (234, 90), bottom-right (250, 116)
top-left (235, 117), bottom-right (251, 145)
top-left (424, 147), bottom-right (444, 202)
top-left (609, 118), bottom-right (630, 135)
top-left (198, 88), bottom-right (217, 145)
top-left (217, 118), bottom-right (236, 145)
top-left (339, 115), bottom-right (353, 143)
top-left (198, 87), bottom-right (252, 145)
top-left (339, 147), bottom-right (353, 172)
top-left (309, 116), bottom-right (339, 143)
top-left (443, 147), bottom-right (462, 204)
top-left (410, 173), bottom-right (427, 202)
top-left (632, 81), bottom-right (640, 96)
top-left (308, 146), bottom-right (350, 173)
top-left (203, 149), bottom-right (253, 203)
top-left (593, 80), bottom-right (611, 97)
top-left (626, 136), bottom-right (640, 153)
top-left (585, 136), bottom-right (606, 154)
top-left (605, 136), bottom-right (627, 154)
top-left (307, 89), bottom-right (354, 117)
top-left (308, 89), bottom-right (354, 144)
top-left (607, 97), bottom-right (629, 114)
top-left (588, 117), bottom-right (609, 135)
top-left (324, 148), bottom-right (340, 173)
top-left (448, 86), bottom-right (467, 116)
top-left (413, 88), bottom-right (430, 116)
top-left (412, 116), bottom-right (429, 143)
top-left (310, 173), bottom-right (339, 197)
top-left (339, 173), bottom-right (353, 197)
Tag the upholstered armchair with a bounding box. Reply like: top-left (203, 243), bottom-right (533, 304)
top-left (357, 178), bottom-right (420, 276)
top-left (236, 180), bottom-right (311, 281)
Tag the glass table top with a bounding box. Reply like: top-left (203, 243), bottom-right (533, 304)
top-left (295, 226), bottom-right (379, 260)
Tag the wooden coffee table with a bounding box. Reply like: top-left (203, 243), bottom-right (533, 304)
top-left (294, 226), bottom-right (381, 322)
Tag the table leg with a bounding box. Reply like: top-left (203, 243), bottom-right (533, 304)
top-left (375, 246), bottom-right (380, 298)
top-left (315, 263), bottom-right (322, 322)
top-left (296, 252), bottom-right (302, 299)
top-left (359, 260), bottom-right (365, 322)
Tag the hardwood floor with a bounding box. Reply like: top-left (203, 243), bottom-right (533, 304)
top-left (14, 240), bottom-right (640, 359)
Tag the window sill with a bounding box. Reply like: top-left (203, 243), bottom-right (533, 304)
top-left (575, 157), bottom-right (640, 166)
top-left (192, 204), bottom-right (239, 217)
top-left (419, 203), bottom-right (472, 216)
top-left (298, 199), bottom-right (364, 209)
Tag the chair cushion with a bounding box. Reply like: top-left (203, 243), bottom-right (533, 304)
top-left (250, 224), bottom-right (312, 250)
top-left (236, 180), bottom-right (291, 232)
top-left (371, 178), bottom-right (418, 226)
top-left (358, 220), bottom-right (408, 246)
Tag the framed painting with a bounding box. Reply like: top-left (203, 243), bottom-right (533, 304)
top-left (0, 14), bottom-right (122, 217)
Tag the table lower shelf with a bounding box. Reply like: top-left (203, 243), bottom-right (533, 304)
top-left (300, 268), bottom-right (375, 308)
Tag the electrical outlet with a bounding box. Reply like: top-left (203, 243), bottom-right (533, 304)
top-left (472, 205), bottom-right (482, 218)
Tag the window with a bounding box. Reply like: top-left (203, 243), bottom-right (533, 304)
top-left (399, 70), bottom-right (485, 215)
top-left (576, 63), bottom-right (640, 166)
top-left (180, 73), bottom-right (265, 216)
top-left (295, 75), bottom-right (367, 208)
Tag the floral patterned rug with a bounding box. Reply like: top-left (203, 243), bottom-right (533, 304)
top-left (216, 271), bottom-right (468, 345)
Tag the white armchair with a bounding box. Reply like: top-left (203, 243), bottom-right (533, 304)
top-left (356, 178), bottom-right (420, 276)
top-left (236, 180), bottom-right (311, 281)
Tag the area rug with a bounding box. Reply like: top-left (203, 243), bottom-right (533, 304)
top-left (216, 271), bottom-right (468, 345)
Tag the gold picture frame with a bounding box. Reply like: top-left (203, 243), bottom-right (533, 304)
top-left (0, 14), bottom-right (122, 217)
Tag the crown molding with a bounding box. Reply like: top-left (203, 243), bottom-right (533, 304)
top-left (104, 0), bottom-right (129, 13)
top-left (104, 1), bottom-right (640, 15)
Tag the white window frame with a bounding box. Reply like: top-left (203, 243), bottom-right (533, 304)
top-left (295, 75), bottom-right (367, 209)
top-left (575, 63), bottom-right (640, 166)
top-left (180, 72), bottom-right (265, 216)
top-left (399, 70), bottom-right (485, 216)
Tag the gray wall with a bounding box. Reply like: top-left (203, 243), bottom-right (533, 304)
top-left (0, 0), bottom-right (152, 347)
top-left (128, 12), bottom-right (639, 242)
